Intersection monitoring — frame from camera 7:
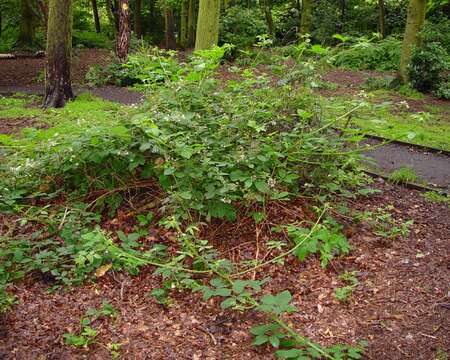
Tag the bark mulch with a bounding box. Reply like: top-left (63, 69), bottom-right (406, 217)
top-left (0, 183), bottom-right (448, 359)
top-left (0, 49), bottom-right (111, 86)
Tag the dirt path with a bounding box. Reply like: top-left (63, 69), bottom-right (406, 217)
top-left (0, 183), bottom-right (448, 359)
top-left (0, 85), bottom-right (144, 105)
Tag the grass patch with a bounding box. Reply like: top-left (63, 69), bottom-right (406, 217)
top-left (422, 191), bottom-right (450, 207)
top-left (388, 167), bottom-right (419, 185)
top-left (323, 94), bottom-right (450, 151)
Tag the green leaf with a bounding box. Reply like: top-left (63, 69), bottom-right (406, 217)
top-left (220, 297), bottom-right (236, 309)
top-left (255, 180), bottom-right (270, 193)
top-left (253, 334), bottom-right (269, 346)
top-left (179, 191), bottom-right (192, 200)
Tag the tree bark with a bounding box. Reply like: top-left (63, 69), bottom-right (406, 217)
top-left (116, 0), bottom-right (131, 62)
top-left (92, 0), bottom-right (101, 33)
top-left (180, 0), bottom-right (188, 48)
top-left (378, 0), bottom-right (386, 38)
top-left (135, 0), bottom-right (142, 38)
top-left (335, 0), bottom-right (345, 34)
top-left (299, 0), bottom-right (312, 35)
top-left (398, 0), bottom-right (426, 83)
top-left (195, 0), bottom-right (220, 50)
top-left (17, 0), bottom-right (36, 48)
top-left (164, 7), bottom-right (176, 49)
top-left (187, 0), bottom-right (196, 47)
top-left (44, 0), bottom-right (74, 108)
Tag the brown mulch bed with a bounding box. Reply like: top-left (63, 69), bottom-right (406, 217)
top-left (0, 49), bottom-right (111, 86)
top-left (0, 182), bottom-right (448, 359)
top-left (0, 117), bottom-right (48, 134)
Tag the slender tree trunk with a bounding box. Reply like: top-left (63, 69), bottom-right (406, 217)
top-left (92, 0), bottom-right (101, 33)
top-left (261, 0), bottom-right (274, 36)
top-left (187, 0), bottom-right (196, 47)
top-left (299, 0), bottom-right (312, 35)
top-left (148, 0), bottom-right (155, 33)
top-left (0, 10), bottom-right (2, 37)
top-left (378, 0), bottom-right (386, 38)
top-left (44, 0), bottom-right (74, 108)
top-left (116, 0), bottom-right (131, 62)
top-left (335, 0), bottom-right (345, 34)
top-left (135, 0), bottom-right (142, 38)
top-left (195, 0), bottom-right (220, 50)
top-left (106, 0), bottom-right (117, 37)
top-left (164, 8), bottom-right (176, 49)
top-left (398, 0), bottom-right (426, 83)
top-left (17, 0), bottom-right (36, 48)
top-left (180, 0), bottom-right (188, 47)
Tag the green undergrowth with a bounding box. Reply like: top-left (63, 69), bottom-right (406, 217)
top-left (322, 92), bottom-right (450, 151)
top-left (0, 45), bottom-right (375, 358)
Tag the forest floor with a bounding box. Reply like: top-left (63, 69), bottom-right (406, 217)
top-left (0, 183), bottom-right (449, 359)
top-left (0, 49), bottom-right (449, 359)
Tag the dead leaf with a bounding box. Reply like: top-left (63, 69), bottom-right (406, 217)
top-left (95, 263), bottom-right (112, 277)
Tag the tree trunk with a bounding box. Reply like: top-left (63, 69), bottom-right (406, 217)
top-left (44, 0), bottom-right (74, 108)
top-left (261, 0), bottom-right (274, 36)
top-left (164, 8), bottom-right (176, 49)
top-left (106, 0), bottom-right (117, 37)
top-left (92, 0), bottom-right (101, 33)
top-left (195, 0), bottom-right (220, 50)
top-left (116, 0), bottom-right (131, 62)
top-left (398, 0), bottom-right (426, 83)
top-left (17, 0), bottom-right (36, 48)
top-left (187, 0), bottom-right (196, 47)
top-left (135, 0), bottom-right (142, 38)
top-left (0, 10), bottom-right (2, 37)
top-left (335, 0), bottom-right (345, 34)
top-left (180, 0), bottom-right (188, 48)
top-left (299, 0), bottom-right (312, 35)
top-left (378, 0), bottom-right (386, 38)
top-left (37, 0), bottom-right (48, 31)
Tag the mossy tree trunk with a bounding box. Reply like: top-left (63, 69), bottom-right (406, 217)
top-left (179, 0), bottom-right (188, 48)
top-left (398, 0), bottom-right (426, 83)
top-left (187, 0), bottom-right (197, 47)
top-left (116, 0), bottom-right (131, 62)
top-left (378, 0), bottom-right (386, 38)
top-left (299, 0), bottom-right (312, 35)
top-left (44, 0), bottom-right (74, 108)
top-left (92, 0), bottom-right (101, 33)
top-left (135, 0), bottom-right (142, 38)
top-left (17, 0), bottom-right (36, 48)
top-left (195, 0), bottom-right (220, 50)
top-left (261, 0), bottom-right (274, 36)
top-left (164, 7), bottom-right (176, 49)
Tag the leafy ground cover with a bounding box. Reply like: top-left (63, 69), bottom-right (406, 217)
top-left (0, 45), bottom-right (449, 359)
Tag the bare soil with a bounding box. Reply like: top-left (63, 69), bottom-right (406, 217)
top-left (0, 183), bottom-right (449, 359)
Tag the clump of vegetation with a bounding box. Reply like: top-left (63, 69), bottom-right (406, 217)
top-left (331, 36), bottom-right (401, 71)
top-left (388, 166), bottom-right (419, 184)
top-left (334, 271), bottom-right (359, 302)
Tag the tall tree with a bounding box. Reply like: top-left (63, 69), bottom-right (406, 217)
top-left (180, 0), bottom-right (189, 48)
top-left (135, 0), bottom-right (142, 38)
top-left (398, 0), bottom-right (426, 83)
top-left (106, 0), bottom-right (118, 37)
top-left (187, 0), bottom-right (196, 47)
top-left (195, 0), bottom-right (220, 50)
top-left (261, 0), bottom-right (274, 37)
top-left (92, 0), bottom-right (101, 33)
top-left (378, 0), bottom-right (386, 38)
top-left (116, 0), bottom-right (131, 62)
top-left (299, 0), bottom-right (312, 35)
top-left (17, 0), bottom-right (36, 48)
top-left (44, 0), bottom-right (74, 108)
top-left (164, 7), bottom-right (176, 49)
